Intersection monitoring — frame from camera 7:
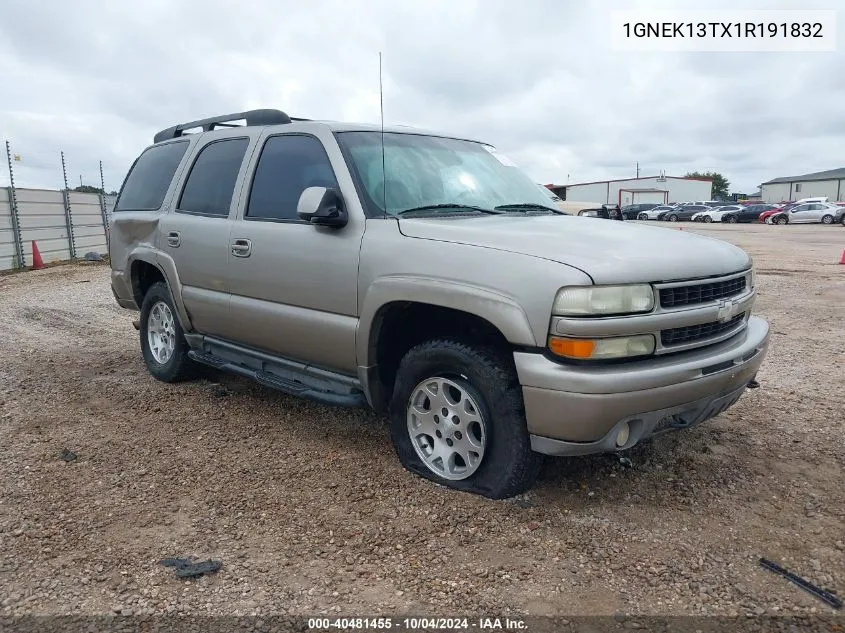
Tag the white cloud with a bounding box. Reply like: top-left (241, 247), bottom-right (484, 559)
top-left (1, 0), bottom-right (843, 194)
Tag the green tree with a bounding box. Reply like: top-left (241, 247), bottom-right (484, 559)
top-left (685, 171), bottom-right (730, 200)
top-left (73, 185), bottom-right (105, 194)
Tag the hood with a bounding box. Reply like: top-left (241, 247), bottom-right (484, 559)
top-left (398, 215), bottom-right (752, 284)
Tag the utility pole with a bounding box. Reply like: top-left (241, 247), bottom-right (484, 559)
top-left (636, 162), bottom-right (640, 178)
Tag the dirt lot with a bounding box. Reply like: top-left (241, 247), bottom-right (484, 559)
top-left (1, 222), bottom-right (844, 620)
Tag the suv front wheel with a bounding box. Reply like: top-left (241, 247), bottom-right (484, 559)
top-left (389, 340), bottom-right (541, 499)
top-left (139, 281), bottom-right (197, 382)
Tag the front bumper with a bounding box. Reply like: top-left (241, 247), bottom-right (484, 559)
top-left (515, 316), bottom-right (770, 456)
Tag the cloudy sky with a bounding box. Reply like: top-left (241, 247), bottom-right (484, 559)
top-left (1, 0), bottom-right (842, 194)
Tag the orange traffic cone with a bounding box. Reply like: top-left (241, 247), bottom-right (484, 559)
top-left (839, 250), bottom-right (845, 265)
top-left (31, 241), bottom-right (45, 270)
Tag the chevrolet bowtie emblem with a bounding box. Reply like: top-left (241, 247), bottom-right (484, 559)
top-left (716, 299), bottom-right (737, 323)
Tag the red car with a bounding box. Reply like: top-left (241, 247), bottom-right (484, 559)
top-left (759, 206), bottom-right (785, 223)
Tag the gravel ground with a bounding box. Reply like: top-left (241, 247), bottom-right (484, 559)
top-left (0, 223), bottom-right (843, 621)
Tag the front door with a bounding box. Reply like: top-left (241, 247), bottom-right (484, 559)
top-left (157, 135), bottom-right (253, 337)
top-left (789, 203), bottom-right (814, 223)
top-left (224, 131), bottom-right (364, 375)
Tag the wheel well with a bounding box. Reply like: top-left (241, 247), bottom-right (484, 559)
top-left (369, 302), bottom-right (513, 413)
top-left (130, 260), bottom-right (165, 306)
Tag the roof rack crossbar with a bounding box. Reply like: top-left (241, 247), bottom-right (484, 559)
top-left (153, 109), bottom-right (293, 143)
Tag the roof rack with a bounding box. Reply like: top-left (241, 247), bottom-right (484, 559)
top-left (153, 109), bottom-right (296, 143)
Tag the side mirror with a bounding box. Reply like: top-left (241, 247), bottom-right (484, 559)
top-left (297, 187), bottom-right (348, 227)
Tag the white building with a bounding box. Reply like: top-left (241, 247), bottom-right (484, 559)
top-left (759, 167), bottom-right (845, 203)
top-left (548, 175), bottom-right (713, 207)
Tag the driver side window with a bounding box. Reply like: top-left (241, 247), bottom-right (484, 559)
top-left (246, 134), bottom-right (339, 222)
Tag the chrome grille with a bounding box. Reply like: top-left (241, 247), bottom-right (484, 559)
top-left (660, 276), bottom-right (747, 308)
top-left (661, 314), bottom-right (745, 346)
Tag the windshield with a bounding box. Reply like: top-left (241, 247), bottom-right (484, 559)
top-left (335, 131), bottom-right (557, 216)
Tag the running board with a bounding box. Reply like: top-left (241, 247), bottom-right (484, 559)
top-left (187, 349), bottom-right (368, 409)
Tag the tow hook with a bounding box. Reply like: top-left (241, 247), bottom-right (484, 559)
top-left (747, 380), bottom-right (760, 389)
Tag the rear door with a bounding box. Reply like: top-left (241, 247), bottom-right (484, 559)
top-left (156, 133), bottom-right (255, 337)
top-left (805, 203), bottom-right (828, 222)
top-left (223, 129), bottom-right (365, 374)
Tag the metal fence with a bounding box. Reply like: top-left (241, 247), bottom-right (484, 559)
top-left (0, 186), bottom-right (115, 271)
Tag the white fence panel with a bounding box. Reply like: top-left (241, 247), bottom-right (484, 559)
top-left (14, 188), bottom-right (71, 264)
top-left (0, 188), bottom-right (18, 271)
top-left (69, 192), bottom-right (108, 255)
top-left (1, 188), bottom-right (113, 270)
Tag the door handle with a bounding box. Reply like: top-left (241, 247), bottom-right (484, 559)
top-left (166, 231), bottom-right (181, 247)
top-left (231, 238), bottom-right (252, 257)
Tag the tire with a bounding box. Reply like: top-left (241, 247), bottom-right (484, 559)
top-left (703, 216), bottom-right (712, 223)
top-left (775, 216), bottom-right (788, 225)
top-left (727, 215), bottom-right (738, 224)
top-left (668, 214), bottom-right (678, 222)
top-left (821, 214), bottom-right (833, 224)
top-left (388, 339), bottom-right (542, 499)
top-left (637, 213), bottom-right (647, 220)
top-left (139, 281), bottom-right (197, 382)
top-left (841, 215), bottom-right (845, 227)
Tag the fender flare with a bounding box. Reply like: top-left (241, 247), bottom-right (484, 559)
top-left (357, 275), bottom-right (537, 369)
top-left (127, 248), bottom-right (194, 332)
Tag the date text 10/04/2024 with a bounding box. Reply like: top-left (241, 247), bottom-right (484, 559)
top-left (307, 617), bottom-right (528, 630)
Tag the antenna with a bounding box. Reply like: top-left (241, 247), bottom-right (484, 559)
top-left (379, 52), bottom-right (387, 216)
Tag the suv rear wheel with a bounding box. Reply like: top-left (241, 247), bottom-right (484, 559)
top-left (388, 339), bottom-right (541, 499)
top-left (139, 282), bottom-right (197, 382)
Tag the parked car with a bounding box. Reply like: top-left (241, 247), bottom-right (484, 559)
top-left (759, 206), bottom-right (785, 224)
top-left (538, 185), bottom-right (571, 214)
top-left (108, 108), bottom-right (770, 499)
top-left (579, 203), bottom-right (623, 220)
top-left (720, 203), bottom-right (779, 224)
top-left (692, 205), bottom-right (743, 223)
top-left (660, 204), bottom-right (710, 221)
top-left (620, 202), bottom-right (660, 220)
top-left (637, 205), bottom-right (674, 220)
top-left (833, 205), bottom-right (845, 226)
top-left (768, 202), bottom-right (841, 225)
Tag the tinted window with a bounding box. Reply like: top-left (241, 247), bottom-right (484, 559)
top-left (115, 141), bottom-right (189, 212)
top-left (178, 138), bottom-right (249, 216)
top-left (247, 135), bottom-right (338, 221)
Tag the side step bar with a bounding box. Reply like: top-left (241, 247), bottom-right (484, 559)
top-left (187, 350), bottom-right (368, 409)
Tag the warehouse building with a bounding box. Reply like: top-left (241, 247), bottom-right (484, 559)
top-left (547, 175), bottom-right (713, 207)
top-left (759, 167), bottom-right (845, 203)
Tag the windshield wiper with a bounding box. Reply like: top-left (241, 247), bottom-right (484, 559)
top-left (396, 204), bottom-right (500, 216)
top-left (494, 203), bottom-right (564, 215)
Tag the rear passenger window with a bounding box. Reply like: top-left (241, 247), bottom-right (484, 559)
top-left (178, 138), bottom-right (249, 216)
top-left (115, 141), bottom-right (189, 212)
top-left (247, 135), bottom-right (338, 221)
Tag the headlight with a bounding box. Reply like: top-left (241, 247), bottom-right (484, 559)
top-left (548, 334), bottom-right (656, 360)
top-left (553, 285), bottom-right (655, 316)
top-left (748, 269), bottom-right (756, 289)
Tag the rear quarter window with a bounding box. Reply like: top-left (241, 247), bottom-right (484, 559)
top-left (115, 141), bottom-right (189, 212)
